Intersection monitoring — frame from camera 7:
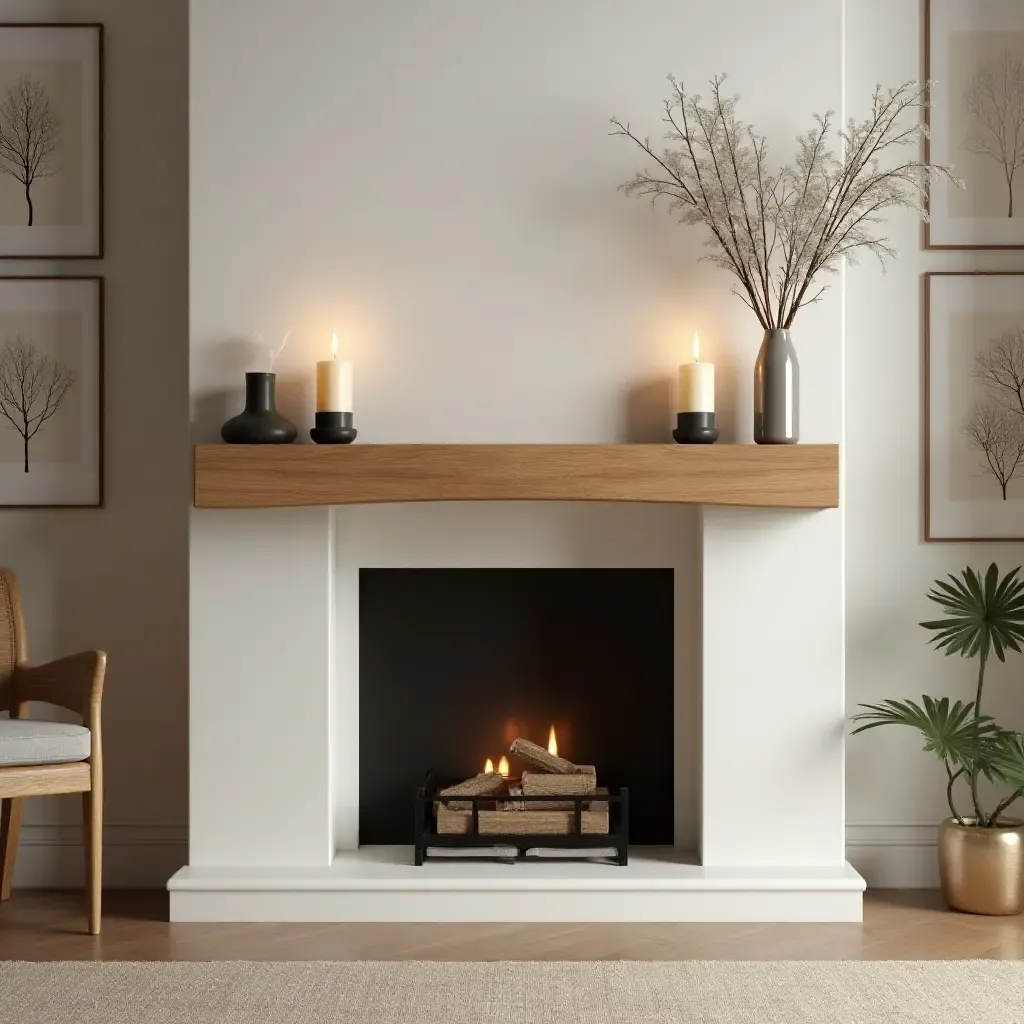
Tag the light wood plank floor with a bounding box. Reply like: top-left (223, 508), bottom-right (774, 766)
top-left (1, 890), bottom-right (1024, 960)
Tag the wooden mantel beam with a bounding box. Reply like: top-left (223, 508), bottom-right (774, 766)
top-left (193, 443), bottom-right (839, 510)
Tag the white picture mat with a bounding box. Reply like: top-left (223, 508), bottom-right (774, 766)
top-left (928, 273), bottom-right (1024, 539)
top-left (927, 0), bottom-right (1024, 248)
top-left (0, 25), bottom-right (101, 257)
top-left (0, 278), bottom-right (101, 505)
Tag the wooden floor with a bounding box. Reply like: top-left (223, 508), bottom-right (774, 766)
top-left (1, 890), bottom-right (1024, 960)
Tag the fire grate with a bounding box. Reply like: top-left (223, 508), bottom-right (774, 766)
top-left (414, 771), bottom-right (629, 865)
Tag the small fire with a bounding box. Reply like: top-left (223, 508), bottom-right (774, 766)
top-left (692, 330), bottom-right (701, 362)
top-left (485, 729), bottom-right (557, 777)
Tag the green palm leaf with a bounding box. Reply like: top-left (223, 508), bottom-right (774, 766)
top-left (851, 696), bottom-right (998, 766)
top-left (982, 732), bottom-right (1024, 791)
top-left (922, 564), bottom-right (1024, 664)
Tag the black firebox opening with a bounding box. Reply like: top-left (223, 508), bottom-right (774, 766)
top-left (358, 568), bottom-right (674, 845)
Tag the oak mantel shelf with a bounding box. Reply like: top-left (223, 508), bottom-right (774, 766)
top-left (193, 443), bottom-right (838, 510)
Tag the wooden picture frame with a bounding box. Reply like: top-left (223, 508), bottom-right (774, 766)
top-left (925, 272), bottom-right (1024, 541)
top-left (0, 276), bottom-right (103, 507)
top-left (925, 1), bottom-right (1024, 250)
top-left (0, 24), bottom-right (103, 259)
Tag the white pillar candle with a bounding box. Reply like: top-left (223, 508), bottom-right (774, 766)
top-left (678, 331), bottom-right (714, 413)
top-left (316, 331), bottom-right (353, 412)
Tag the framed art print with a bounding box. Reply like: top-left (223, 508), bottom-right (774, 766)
top-left (0, 277), bottom-right (103, 507)
top-left (926, 273), bottom-right (1024, 540)
top-left (0, 24), bottom-right (102, 258)
top-left (926, 1), bottom-right (1024, 249)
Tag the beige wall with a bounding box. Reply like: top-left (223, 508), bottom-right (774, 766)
top-left (845, 0), bottom-right (1024, 886)
top-left (1, 0), bottom-right (188, 887)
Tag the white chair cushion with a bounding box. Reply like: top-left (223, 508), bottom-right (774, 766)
top-left (0, 719), bottom-right (90, 767)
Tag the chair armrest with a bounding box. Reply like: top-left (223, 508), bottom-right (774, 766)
top-left (12, 651), bottom-right (106, 721)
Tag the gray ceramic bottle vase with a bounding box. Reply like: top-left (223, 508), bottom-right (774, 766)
top-left (754, 329), bottom-right (799, 444)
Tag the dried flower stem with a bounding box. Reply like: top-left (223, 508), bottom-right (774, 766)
top-left (613, 75), bottom-right (962, 329)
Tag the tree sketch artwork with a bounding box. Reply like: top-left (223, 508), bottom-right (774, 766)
top-left (0, 335), bottom-right (75, 473)
top-left (0, 73), bottom-right (59, 226)
top-left (964, 327), bottom-right (1024, 499)
top-left (965, 51), bottom-right (1024, 218)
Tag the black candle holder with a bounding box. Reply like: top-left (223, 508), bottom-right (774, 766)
top-left (310, 411), bottom-right (357, 444)
top-left (673, 411), bottom-right (719, 444)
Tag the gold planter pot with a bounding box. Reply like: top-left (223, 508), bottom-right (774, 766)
top-left (938, 817), bottom-right (1024, 916)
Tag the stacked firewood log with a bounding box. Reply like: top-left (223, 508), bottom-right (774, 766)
top-left (435, 736), bottom-right (608, 835)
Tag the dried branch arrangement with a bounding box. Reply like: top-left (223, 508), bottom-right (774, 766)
top-left (612, 75), bottom-right (962, 329)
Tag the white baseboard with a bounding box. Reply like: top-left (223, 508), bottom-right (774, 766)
top-left (11, 824), bottom-right (187, 889)
top-left (845, 824), bottom-right (939, 889)
top-left (7, 823), bottom-right (939, 891)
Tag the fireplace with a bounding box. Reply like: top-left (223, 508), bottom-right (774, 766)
top-left (358, 568), bottom-right (675, 848)
top-left (175, 501), bottom-right (860, 924)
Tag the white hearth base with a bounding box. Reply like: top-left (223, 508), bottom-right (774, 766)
top-left (168, 847), bottom-right (865, 923)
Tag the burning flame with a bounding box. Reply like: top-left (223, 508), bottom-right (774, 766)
top-left (692, 331), bottom-right (701, 362)
top-left (497, 755), bottom-right (510, 777)
top-left (548, 725), bottom-right (558, 757)
top-left (331, 329), bottom-right (339, 358)
top-left (483, 758), bottom-right (494, 775)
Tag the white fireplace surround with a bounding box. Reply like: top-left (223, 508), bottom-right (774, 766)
top-left (170, 500), bottom-right (862, 922)
top-left (179, 0), bottom-right (860, 923)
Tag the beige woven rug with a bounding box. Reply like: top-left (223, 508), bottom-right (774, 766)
top-left (1, 960), bottom-right (1022, 1023)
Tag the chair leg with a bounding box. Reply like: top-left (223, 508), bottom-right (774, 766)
top-left (0, 797), bottom-right (23, 901)
top-left (82, 788), bottom-right (102, 935)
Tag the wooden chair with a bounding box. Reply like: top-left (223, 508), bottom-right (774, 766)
top-left (0, 569), bottom-right (106, 934)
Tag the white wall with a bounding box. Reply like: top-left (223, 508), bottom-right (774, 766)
top-left (190, 0), bottom-right (841, 444)
top-left (1, 0), bottom-right (189, 887)
top-left (190, 0), bottom-right (845, 873)
top-left (845, 0), bottom-right (1024, 887)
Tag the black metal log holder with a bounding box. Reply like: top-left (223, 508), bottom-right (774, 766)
top-left (414, 772), bottom-right (629, 866)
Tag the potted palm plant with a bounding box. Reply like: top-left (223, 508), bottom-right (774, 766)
top-left (853, 564), bottom-right (1024, 915)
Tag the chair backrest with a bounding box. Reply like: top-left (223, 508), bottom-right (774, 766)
top-left (0, 569), bottom-right (27, 709)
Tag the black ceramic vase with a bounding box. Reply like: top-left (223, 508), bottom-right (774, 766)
top-left (221, 372), bottom-right (297, 444)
